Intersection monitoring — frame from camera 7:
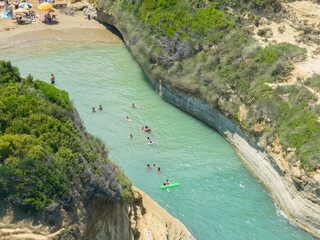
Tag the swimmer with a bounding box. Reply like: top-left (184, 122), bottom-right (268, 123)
top-left (157, 167), bottom-right (161, 174)
top-left (140, 126), bottom-right (145, 130)
top-left (98, 105), bottom-right (103, 110)
top-left (147, 137), bottom-right (152, 144)
top-left (152, 164), bottom-right (156, 168)
top-left (144, 126), bottom-right (151, 132)
top-left (130, 103), bottom-right (140, 108)
top-left (163, 179), bottom-right (171, 186)
top-left (92, 107), bottom-right (96, 112)
top-left (128, 134), bottom-right (133, 139)
top-left (146, 164), bottom-right (152, 169)
top-left (125, 116), bottom-right (131, 121)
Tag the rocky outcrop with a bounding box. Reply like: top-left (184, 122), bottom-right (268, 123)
top-left (82, 187), bottom-right (195, 240)
top-left (129, 187), bottom-right (195, 240)
top-left (96, 9), bottom-right (320, 239)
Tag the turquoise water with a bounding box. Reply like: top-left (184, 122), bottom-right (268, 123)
top-left (1, 40), bottom-right (317, 240)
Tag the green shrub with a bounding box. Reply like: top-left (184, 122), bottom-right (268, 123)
top-left (0, 62), bottom-right (126, 211)
top-left (34, 80), bottom-right (72, 109)
top-left (0, 60), bottom-right (21, 84)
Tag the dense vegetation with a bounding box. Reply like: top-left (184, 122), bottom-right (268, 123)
top-left (96, 0), bottom-right (320, 170)
top-left (0, 61), bottom-right (132, 211)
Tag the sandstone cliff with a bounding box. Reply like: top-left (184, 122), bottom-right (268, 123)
top-left (0, 187), bottom-right (194, 240)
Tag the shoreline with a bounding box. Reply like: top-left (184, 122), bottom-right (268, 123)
top-left (0, 13), bottom-right (196, 240)
top-left (96, 11), bottom-right (320, 239)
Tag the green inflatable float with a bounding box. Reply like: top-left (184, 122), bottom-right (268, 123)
top-left (160, 183), bottom-right (180, 189)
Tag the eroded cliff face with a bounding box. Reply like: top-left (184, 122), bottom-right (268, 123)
top-left (82, 198), bottom-right (132, 239)
top-left (0, 188), bottom-right (194, 240)
top-left (0, 195), bottom-right (132, 240)
top-left (95, 9), bottom-right (320, 239)
top-left (82, 188), bottom-right (195, 240)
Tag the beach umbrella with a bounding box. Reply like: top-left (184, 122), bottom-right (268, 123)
top-left (13, 8), bottom-right (29, 14)
top-left (38, 2), bottom-right (53, 10)
top-left (19, 2), bottom-right (33, 9)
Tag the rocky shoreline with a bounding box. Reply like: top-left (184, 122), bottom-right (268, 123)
top-left (97, 10), bottom-right (320, 239)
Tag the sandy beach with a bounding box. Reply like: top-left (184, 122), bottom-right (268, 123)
top-left (0, 1), bottom-right (121, 49)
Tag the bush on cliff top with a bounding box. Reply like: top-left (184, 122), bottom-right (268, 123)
top-left (0, 61), bottom-right (132, 211)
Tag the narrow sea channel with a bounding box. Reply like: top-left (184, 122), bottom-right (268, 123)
top-left (1, 40), bottom-right (317, 240)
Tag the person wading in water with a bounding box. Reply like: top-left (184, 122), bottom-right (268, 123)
top-left (50, 74), bottom-right (55, 84)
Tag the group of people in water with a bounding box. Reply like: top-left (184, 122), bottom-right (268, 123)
top-left (146, 164), bottom-right (171, 190)
top-left (91, 102), bottom-right (172, 190)
top-left (126, 103), bottom-right (172, 187)
top-left (146, 164), bottom-right (161, 174)
top-left (92, 105), bottom-right (103, 112)
top-left (129, 127), bottom-right (153, 143)
top-left (124, 104), bottom-right (155, 143)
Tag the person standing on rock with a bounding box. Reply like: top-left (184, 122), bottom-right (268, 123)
top-left (50, 74), bottom-right (55, 84)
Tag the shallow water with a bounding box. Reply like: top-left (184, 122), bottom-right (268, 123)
top-left (1, 40), bottom-right (317, 240)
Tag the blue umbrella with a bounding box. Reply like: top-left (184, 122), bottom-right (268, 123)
top-left (19, 2), bottom-right (33, 9)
